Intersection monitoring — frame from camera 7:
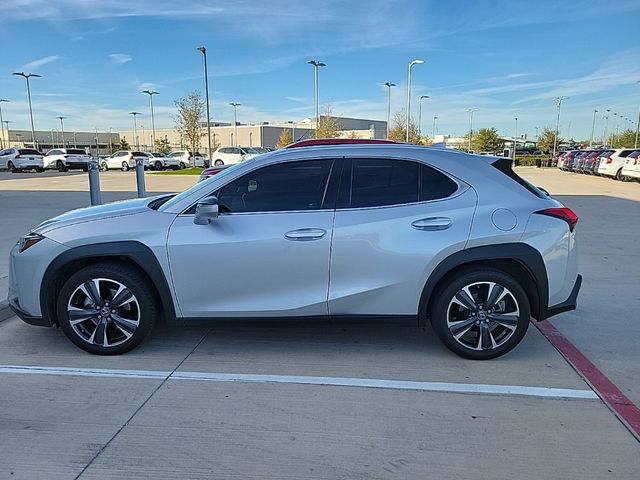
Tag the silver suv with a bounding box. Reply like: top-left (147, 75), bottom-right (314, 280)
top-left (8, 143), bottom-right (581, 359)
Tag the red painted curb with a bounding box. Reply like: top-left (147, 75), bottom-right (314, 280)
top-left (533, 319), bottom-right (640, 441)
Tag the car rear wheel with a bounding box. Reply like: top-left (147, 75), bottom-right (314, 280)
top-left (179, 161), bottom-right (186, 169)
top-left (101, 161), bottom-right (109, 171)
top-left (154, 161), bottom-right (163, 170)
top-left (121, 161), bottom-right (130, 171)
top-left (57, 263), bottom-right (157, 355)
top-left (430, 268), bottom-right (530, 360)
top-left (214, 159), bottom-right (224, 166)
top-left (615, 168), bottom-right (623, 181)
top-left (56, 160), bottom-right (69, 172)
top-left (8, 161), bottom-right (17, 173)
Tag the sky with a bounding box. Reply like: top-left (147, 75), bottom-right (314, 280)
top-left (1, 0), bottom-right (639, 140)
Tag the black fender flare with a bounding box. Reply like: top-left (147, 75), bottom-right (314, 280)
top-left (418, 242), bottom-right (549, 324)
top-left (40, 241), bottom-right (176, 326)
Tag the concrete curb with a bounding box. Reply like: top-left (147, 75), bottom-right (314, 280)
top-left (0, 299), bottom-right (13, 323)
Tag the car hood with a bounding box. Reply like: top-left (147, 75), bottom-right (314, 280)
top-left (34, 197), bottom-right (157, 234)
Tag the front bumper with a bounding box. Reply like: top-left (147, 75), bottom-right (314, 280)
top-left (542, 274), bottom-right (582, 320)
top-left (8, 297), bottom-right (50, 327)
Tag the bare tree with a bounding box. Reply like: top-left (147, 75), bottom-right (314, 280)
top-left (174, 91), bottom-right (205, 162)
top-left (387, 110), bottom-right (421, 144)
top-left (315, 105), bottom-right (343, 138)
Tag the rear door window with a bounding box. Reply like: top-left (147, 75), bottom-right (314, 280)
top-left (347, 158), bottom-right (420, 208)
top-left (19, 149), bottom-right (41, 155)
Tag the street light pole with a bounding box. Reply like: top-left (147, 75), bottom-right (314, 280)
top-left (129, 112), bottom-right (141, 150)
top-left (467, 108), bottom-right (478, 151)
top-left (418, 95), bottom-right (429, 138)
top-left (589, 109), bottom-right (598, 147)
top-left (432, 116), bottom-right (438, 138)
top-left (636, 81), bottom-right (640, 148)
top-left (603, 109), bottom-right (610, 146)
top-left (611, 112), bottom-right (618, 147)
top-left (0, 99), bottom-right (8, 149)
top-left (513, 117), bottom-right (518, 160)
top-left (229, 103), bottom-right (241, 146)
top-left (383, 82), bottom-right (395, 139)
top-left (56, 116), bottom-right (67, 147)
top-left (406, 59), bottom-right (424, 142)
top-left (197, 47), bottom-right (213, 162)
top-left (552, 96), bottom-right (568, 160)
top-left (142, 90), bottom-right (158, 152)
top-left (12, 72), bottom-right (41, 149)
top-left (306, 60), bottom-right (326, 135)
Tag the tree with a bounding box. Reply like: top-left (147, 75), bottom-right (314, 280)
top-left (610, 129), bottom-right (636, 148)
top-left (537, 126), bottom-right (560, 153)
top-left (472, 127), bottom-right (503, 153)
top-left (119, 138), bottom-right (130, 150)
top-left (315, 105), bottom-right (343, 138)
top-left (275, 128), bottom-right (293, 149)
top-left (387, 110), bottom-right (421, 144)
top-left (155, 137), bottom-right (172, 154)
top-left (174, 91), bottom-right (205, 160)
top-left (346, 131), bottom-right (360, 139)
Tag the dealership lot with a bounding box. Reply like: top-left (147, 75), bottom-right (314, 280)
top-left (0, 167), bottom-right (638, 479)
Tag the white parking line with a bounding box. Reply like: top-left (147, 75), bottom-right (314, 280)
top-left (0, 365), bottom-right (598, 400)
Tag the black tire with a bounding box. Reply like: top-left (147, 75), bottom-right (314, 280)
top-left (56, 160), bottom-right (69, 172)
top-left (36, 168), bottom-right (44, 173)
top-left (154, 161), bottom-right (163, 170)
top-left (214, 159), bottom-right (224, 166)
top-left (121, 161), bottom-right (130, 172)
top-left (57, 262), bottom-right (158, 355)
top-left (615, 168), bottom-right (623, 181)
top-left (429, 268), bottom-right (530, 360)
top-left (8, 161), bottom-right (17, 173)
top-left (101, 162), bottom-right (109, 172)
top-left (179, 161), bottom-right (186, 169)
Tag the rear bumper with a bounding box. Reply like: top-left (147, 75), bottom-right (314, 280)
top-left (541, 274), bottom-right (582, 320)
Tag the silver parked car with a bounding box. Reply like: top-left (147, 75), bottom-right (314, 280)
top-left (8, 142), bottom-right (581, 359)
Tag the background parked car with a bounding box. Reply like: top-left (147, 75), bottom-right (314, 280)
top-left (100, 151), bottom-right (149, 171)
top-left (0, 148), bottom-right (44, 173)
top-left (165, 151), bottom-right (205, 168)
top-left (621, 150), bottom-right (640, 181)
top-left (145, 152), bottom-right (181, 171)
top-left (596, 148), bottom-right (638, 180)
top-left (212, 146), bottom-right (259, 166)
top-left (44, 148), bottom-right (91, 172)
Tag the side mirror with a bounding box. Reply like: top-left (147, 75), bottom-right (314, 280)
top-left (194, 195), bottom-right (219, 225)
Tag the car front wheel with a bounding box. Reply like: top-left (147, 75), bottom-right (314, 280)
top-left (57, 262), bottom-right (157, 355)
top-left (101, 162), bottom-right (109, 171)
top-left (121, 161), bottom-right (130, 171)
top-left (430, 268), bottom-right (530, 360)
top-left (214, 159), bottom-right (224, 166)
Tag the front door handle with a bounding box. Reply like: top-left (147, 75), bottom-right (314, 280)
top-left (284, 228), bottom-right (327, 241)
top-left (411, 217), bottom-right (452, 231)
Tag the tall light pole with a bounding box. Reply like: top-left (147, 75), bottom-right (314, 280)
top-left (612, 112), bottom-right (618, 147)
top-left (383, 82), bottom-right (395, 139)
top-left (635, 81), bottom-right (640, 148)
top-left (197, 47), bottom-right (213, 161)
top-left (589, 109), bottom-right (598, 147)
top-left (306, 60), bottom-right (326, 134)
top-left (109, 127), bottom-right (113, 153)
top-left (142, 90), bottom-right (158, 152)
top-left (129, 112), bottom-right (141, 150)
top-left (552, 96), bottom-right (568, 160)
top-left (406, 59), bottom-right (424, 142)
top-left (513, 117), bottom-right (518, 160)
top-left (433, 115), bottom-right (438, 138)
top-left (467, 108), bottom-right (478, 151)
top-left (418, 95), bottom-right (429, 137)
top-left (12, 72), bottom-right (41, 149)
top-left (603, 109), bottom-right (610, 146)
top-left (0, 99), bottom-right (8, 149)
top-left (229, 102), bottom-right (241, 146)
top-left (56, 116), bottom-right (67, 147)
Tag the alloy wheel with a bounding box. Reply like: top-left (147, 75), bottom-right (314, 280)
top-left (67, 277), bottom-right (140, 348)
top-left (446, 281), bottom-right (520, 351)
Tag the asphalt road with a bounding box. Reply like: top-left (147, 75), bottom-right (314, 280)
top-left (0, 167), bottom-right (638, 479)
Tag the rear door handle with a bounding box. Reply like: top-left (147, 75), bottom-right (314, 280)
top-left (411, 217), bottom-right (452, 231)
top-left (284, 228), bottom-right (327, 241)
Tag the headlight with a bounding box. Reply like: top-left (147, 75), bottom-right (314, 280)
top-left (18, 232), bottom-right (45, 253)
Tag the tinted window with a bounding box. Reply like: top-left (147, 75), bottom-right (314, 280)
top-left (67, 149), bottom-right (87, 155)
top-left (620, 150), bottom-right (634, 157)
top-left (217, 160), bottom-right (333, 213)
top-left (350, 159), bottom-right (419, 208)
top-left (421, 164), bottom-right (458, 201)
top-left (628, 151), bottom-right (640, 159)
top-left (19, 149), bottom-right (41, 155)
top-left (132, 151), bottom-right (147, 157)
top-left (46, 150), bottom-right (60, 156)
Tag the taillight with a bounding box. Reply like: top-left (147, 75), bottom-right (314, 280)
top-left (605, 155), bottom-right (613, 164)
top-left (129, 153), bottom-right (134, 160)
top-left (14, 152), bottom-right (21, 159)
top-left (536, 207), bottom-right (579, 232)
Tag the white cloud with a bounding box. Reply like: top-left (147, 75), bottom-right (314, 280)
top-left (108, 53), bottom-right (132, 65)
top-left (22, 55), bottom-right (60, 70)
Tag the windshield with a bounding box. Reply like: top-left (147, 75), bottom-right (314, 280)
top-left (241, 147), bottom-right (260, 154)
top-left (158, 157), bottom-right (257, 212)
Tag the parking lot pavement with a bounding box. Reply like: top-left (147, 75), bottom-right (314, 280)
top-left (1, 316), bottom-right (639, 479)
top-left (1, 167), bottom-right (639, 478)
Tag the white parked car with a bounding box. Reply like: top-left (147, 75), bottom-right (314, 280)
top-left (596, 148), bottom-right (638, 180)
top-left (166, 151), bottom-right (205, 168)
top-left (0, 148), bottom-right (44, 173)
top-left (145, 152), bottom-right (181, 171)
top-left (100, 151), bottom-right (150, 171)
top-left (212, 146), bottom-right (259, 166)
top-left (620, 150), bottom-right (640, 181)
top-left (44, 148), bottom-right (91, 172)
